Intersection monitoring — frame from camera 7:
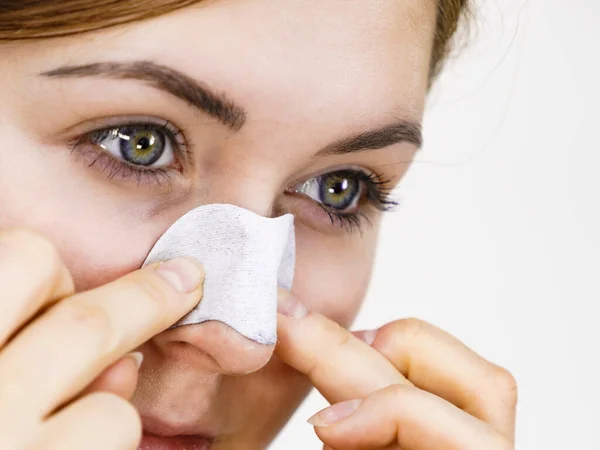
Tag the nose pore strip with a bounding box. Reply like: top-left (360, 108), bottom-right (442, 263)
top-left (141, 204), bottom-right (295, 345)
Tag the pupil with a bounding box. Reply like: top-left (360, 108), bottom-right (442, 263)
top-left (329, 179), bottom-right (349, 195)
top-left (137, 136), bottom-right (151, 151)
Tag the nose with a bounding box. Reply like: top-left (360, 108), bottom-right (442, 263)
top-left (146, 198), bottom-right (290, 375)
top-left (158, 320), bottom-right (275, 375)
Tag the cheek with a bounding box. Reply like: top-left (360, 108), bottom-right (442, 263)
top-left (0, 131), bottom-right (178, 291)
top-left (292, 224), bottom-right (379, 328)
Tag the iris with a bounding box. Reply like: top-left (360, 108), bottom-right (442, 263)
top-left (319, 173), bottom-right (360, 210)
top-left (117, 127), bottom-right (166, 166)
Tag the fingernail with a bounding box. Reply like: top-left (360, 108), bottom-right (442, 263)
top-left (307, 399), bottom-right (363, 427)
top-left (277, 291), bottom-right (309, 319)
top-left (127, 352), bottom-right (144, 370)
top-left (155, 257), bottom-right (204, 293)
top-left (355, 329), bottom-right (378, 346)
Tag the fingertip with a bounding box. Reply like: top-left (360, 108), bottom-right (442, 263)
top-left (154, 257), bottom-right (205, 294)
top-left (82, 355), bottom-right (141, 400)
top-left (126, 352), bottom-right (144, 371)
top-left (277, 290), bottom-right (309, 319)
top-left (307, 399), bottom-right (363, 427)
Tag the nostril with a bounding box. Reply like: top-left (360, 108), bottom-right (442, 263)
top-left (159, 321), bottom-right (275, 375)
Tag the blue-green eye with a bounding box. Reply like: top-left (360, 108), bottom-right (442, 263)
top-left (294, 170), bottom-right (365, 212)
top-left (90, 125), bottom-right (175, 168)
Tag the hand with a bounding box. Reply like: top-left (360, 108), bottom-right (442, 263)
top-left (0, 229), bottom-right (204, 450)
top-left (276, 291), bottom-right (517, 450)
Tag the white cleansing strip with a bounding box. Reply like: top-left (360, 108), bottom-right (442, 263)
top-left (142, 204), bottom-right (295, 345)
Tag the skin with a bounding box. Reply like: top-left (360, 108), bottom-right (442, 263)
top-left (0, 0), bottom-right (517, 449)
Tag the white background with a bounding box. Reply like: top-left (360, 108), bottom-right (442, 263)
top-left (273, 0), bottom-right (600, 449)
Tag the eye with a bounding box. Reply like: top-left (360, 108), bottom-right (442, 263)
top-left (90, 125), bottom-right (175, 168)
top-left (285, 168), bottom-right (398, 234)
top-left (291, 170), bottom-right (366, 213)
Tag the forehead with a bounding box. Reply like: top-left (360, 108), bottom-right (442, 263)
top-left (24, 0), bottom-right (436, 132)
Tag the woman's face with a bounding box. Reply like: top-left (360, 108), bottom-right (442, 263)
top-left (0, 0), bottom-right (435, 448)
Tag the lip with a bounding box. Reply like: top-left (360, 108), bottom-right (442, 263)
top-left (138, 433), bottom-right (213, 450)
top-left (139, 415), bottom-right (217, 450)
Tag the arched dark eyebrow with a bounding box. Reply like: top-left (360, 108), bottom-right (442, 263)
top-left (40, 61), bottom-right (247, 131)
top-left (316, 121), bottom-right (422, 156)
top-left (40, 60), bottom-right (422, 154)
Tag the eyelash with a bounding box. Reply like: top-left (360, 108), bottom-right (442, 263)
top-left (67, 120), bottom-right (190, 187)
top-left (313, 171), bottom-right (398, 234)
top-left (68, 122), bottom-right (398, 233)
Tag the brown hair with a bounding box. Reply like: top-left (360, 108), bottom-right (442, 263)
top-left (0, 0), bottom-right (469, 81)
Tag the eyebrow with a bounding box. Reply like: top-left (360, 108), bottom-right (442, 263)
top-left (40, 60), bottom-right (422, 155)
top-left (40, 61), bottom-right (247, 131)
top-left (316, 121), bottom-right (422, 156)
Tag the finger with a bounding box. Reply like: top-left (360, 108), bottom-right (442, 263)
top-left (79, 352), bottom-right (143, 401)
top-left (39, 392), bottom-right (142, 450)
top-left (276, 291), bottom-right (409, 405)
top-left (0, 229), bottom-right (75, 347)
top-left (0, 257), bottom-right (203, 418)
top-left (309, 384), bottom-right (512, 450)
top-left (361, 319), bottom-right (518, 439)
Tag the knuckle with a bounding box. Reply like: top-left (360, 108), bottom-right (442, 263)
top-left (54, 300), bottom-right (112, 342)
top-left (372, 322), bottom-right (394, 348)
top-left (132, 275), bottom-right (174, 315)
top-left (381, 384), bottom-right (421, 444)
top-left (384, 384), bottom-right (411, 398)
top-left (397, 317), bottom-right (429, 342)
top-left (385, 382), bottom-right (413, 402)
top-left (314, 314), bottom-right (351, 347)
top-left (330, 323), bottom-right (352, 348)
top-left (303, 315), bottom-right (351, 377)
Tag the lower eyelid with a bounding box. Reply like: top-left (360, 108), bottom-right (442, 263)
top-left (281, 193), bottom-right (370, 235)
top-left (281, 195), bottom-right (336, 231)
top-left (71, 142), bottom-right (177, 189)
